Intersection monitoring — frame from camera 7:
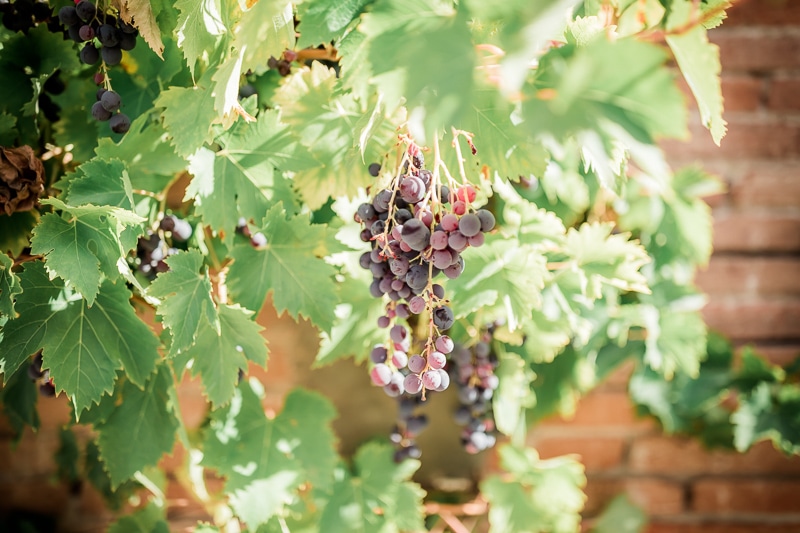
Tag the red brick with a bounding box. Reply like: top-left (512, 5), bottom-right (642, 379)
top-left (626, 478), bottom-right (685, 515)
top-left (648, 522), bottom-right (800, 533)
top-left (711, 30), bottom-right (800, 71)
top-left (728, 162), bottom-right (800, 209)
top-left (712, 211), bottom-right (800, 253)
top-left (528, 435), bottom-right (627, 472)
top-left (703, 299), bottom-right (800, 341)
top-left (629, 436), bottom-right (800, 476)
top-left (692, 478), bottom-right (800, 513)
top-left (724, 0), bottom-right (800, 27)
top-left (721, 75), bottom-right (763, 112)
top-left (583, 477), bottom-right (624, 516)
top-left (769, 76), bottom-right (800, 111)
top-left (696, 257), bottom-right (800, 297)
top-left (663, 117), bottom-right (800, 160)
top-left (541, 390), bottom-right (652, 429)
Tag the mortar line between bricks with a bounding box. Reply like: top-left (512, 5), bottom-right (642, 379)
top-left (586, 472), bottom-right (800, 482)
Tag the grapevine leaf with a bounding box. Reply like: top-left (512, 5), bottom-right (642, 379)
top-left (637, 306), bottom-right (707, 378)
top-left (65, 158), bottom-right (135, 210)
top-left (319, 441), bottom-right (426, 533)
top-left (315, 277), bottom-right (386, 367)
top-left (0, 211), bottom-right (38, 258)
top-left (448, 235), bottom-right (549, 331)
top-left (360, 0), bottom-right (475, 138)
top-left (591, 495), bottom-right (647, 533)
top-left (155, 71), bottom-right (218, 158)
top-left (559, 223), bottom-right (650, 302)
top-left (0, 365), bottom-right (40, 436)
top-left (117, 0), bottom-right (165, 58)
top-left (453, 86), bottom-right (549, 181)
top-left (30, 198), bottom-right (144, 305)
top-left (0, 262), bottom-right (160, 416)
top-left (227, 204), bottom-right (339, 331)
top-left (175, 304), bottom-right (267, 408)
top-left (493, 348), bottom-right (535, 441)
top-left (186, 110), bottom-right (312, 244)
top-left (94, 116), bottom-right (187, 192)
top-left (175, 0), bottom-right (228, 75)
top-left (0, 252), bottom-right (21, 317)
top-left (295, 0), bottom-right (369, 48)
top-left (233, 0), bottom-right (295, 74)
top-left (95, 364), bottom-right (180, 488)
top-left (481, 445), bottom-right (586, 533)
top-left (203, 384), bottom-right (338, 528)
top-left (667, 0), bottom-right (726, 145)
top-left (148, 250), bottom-right (218, 356)
top-left (274, 63), bottom-right (397, 209)
top-left (108, 502), bottom-right (169, 533)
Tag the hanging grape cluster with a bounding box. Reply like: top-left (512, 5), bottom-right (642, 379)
top-left (451, 333), bottom-right (499, 454)
top-left (55, 0), bottom-right (136, 133)
top-left (358, 143), bottom-right (495, 402)
top-left (0, 0), bottom-right (56, 34)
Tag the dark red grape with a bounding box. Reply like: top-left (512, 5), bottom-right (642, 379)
top-left (100, 90), bottom-right (120, 112)
top-left (109, 113), bottom-right (130, 134)
top-left (91, 100), bottom-right (111, 121)
top-left (101, 45), bottom-right (122, 66)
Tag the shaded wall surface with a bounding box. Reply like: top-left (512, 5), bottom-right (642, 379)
top-left (2, 0), bottom-right (800, 531)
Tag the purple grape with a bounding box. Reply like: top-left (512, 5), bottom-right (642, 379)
top-left (370, 346), bottom-right (387, 363)
top-left (370, 364), bottom-right (392, 386)
top-left (401, 218), bottom-right (430, 251)
top-left (444, 257), bottom-right (464, 279)
top-left (448, 231), bottom-right (468, 252)
top-left (422, 370), bottom-right (442, 390)
top-left (98, 24), bottom-right (119, 46)
top-left (476, 209), bottom-right (495, 232)
top-left (91, 100), bottom-right (111, 121)
top-left (368, 162), bottom-right (381, 177)
top-left (58, 5), bottom-right (78, 25)
top-left (435, 335), bottom-right (454, 354)
top-left (110, 113), bottom-right (131, 134)
top-left (101, 45), bottom-right (122, 66)
top-left (405, 264), bottom-right (429, 291)
top-left (399, 175), bottom-right (425, 203)
top-left (250, 232), bottom-right (267, 247)
top-left (80, 43), bottom-right (99, 65)
top-left (403, 374), bottom-right (423, 394)
top-left (100, 90), bottom-right (121, 112)
top-left (434, 369), bottom-right (450, 391)
top-left (427, 351), bottom-right (446, 370)
top-left (432, 249), bottom-right (453, 269)
top-left (408, 354), bottom-right (426, 373)
top-left (377, 315), bottom-right (390, 328)
top-left (392, 351), bottom-right (408, 369)
top-left (430, 230), bottom-right (449, 250)
top-left (458, 213), bottom-right (482, 237)
top-left (390, 325), bottom-right (408, 343)
top-left (78, 24), bottom-right (94, 41)
top-left (408, 296), bottom-right (426, 314)
top-left (75, 0), bottom-right (95, 22)
top-left (468, 232), bottom-right (485, 247)
top-left (119, 30), bottom-right (136, 51)
top-left (431, 284), bottom-right (445, 299)
top-left (432, 306), bottom-right (454, 330)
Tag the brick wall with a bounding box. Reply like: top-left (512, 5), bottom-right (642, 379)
top-left (2, 0), bottom-right (800, 531)
top-left (534, 0), bottom-right (800, 531)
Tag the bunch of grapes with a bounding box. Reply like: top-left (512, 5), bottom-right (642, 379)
top-left (26, 350), bottom-right (56, 397)
top-left (134, 214), bottom-right (193, 279)
top-left (358, 144), bottom-right (495, 399)
top-left (56, 0), bottom-right (136, 133)
top-left (390, 396), bottom-right (426, 462)
top-left (0, 0), bottom-right (54, 34)
top-left (451, 334), bottom-right (499, 454)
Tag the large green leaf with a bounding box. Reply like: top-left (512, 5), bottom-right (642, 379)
top-left (481, 445), bottom-right (585, 533)
top-left (273, 63), bottom-right (397, 209)
top-left (0, 262), bottom-right (160, 416)
top-left (174, 304), bottom-right (267, 408)
top-left (227, 204), bottom-right (339, 331)
top-left (203, 385), bottom-right (338, 528)
top-left (666, 0), bottom-right (726, 145)
top-left (296, 0), bottom-right (370, 48)
top-left (0, 364), bottom-right (40, 436)
top-left (30, 198), bottom-right (144, 305)
top-left (233, 0), bottom-right (294, 74)
top-left (360, 0), bottom-right (475, 138)
top-left (319, 441), bottom-right (426, 533)
top-left (0, 253), bottom-right (21, 318)
top-left (448, 235), bottom-right (549, 331)
top-left (63, 158), bottom-right (135, 210)
top-left (175, 0), bottom-right (229, 76)
top-left (95, 364), bottom-right (180, 488)
top-left (155, 70), bottom-right (219, 158)
top-left (185, 110), bottom-right (312, 245)
top-left (108, 502), bottom-right (170, 533)
top-left (148, 250), bottom-right (218, 356)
